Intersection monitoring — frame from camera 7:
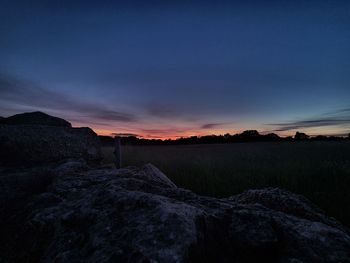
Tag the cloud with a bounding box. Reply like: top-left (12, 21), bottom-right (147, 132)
top-left (141, 128), bottom-right (185, 135)
top-left (111, 133), bottom-right (140, 137)
top-left (200, 123), bottom-right (226, 129)
top-left (323, 108), bottom-right (350, 116)
top-left (273, 119), bottom-right (350, 131)
top-left (0, 72), bottom-right (137, 123)
top-left (138, 127), bottom-right (192, 139)
top-left (88, 110), bottom-right (136, 122)
top-left (335, 108), bottom-right (350, 113)
top-left (269, 108), bottom-right (350, 131)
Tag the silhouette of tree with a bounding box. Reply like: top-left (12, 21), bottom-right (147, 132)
top-left (294, 132), bottom-right (309, 140)
top-left (98, 130), bottom-right (348, 146)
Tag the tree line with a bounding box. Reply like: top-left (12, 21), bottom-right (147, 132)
top-left (99, 130), bottom-right (350, 146)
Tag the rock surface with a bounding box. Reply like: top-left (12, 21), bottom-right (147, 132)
top-left (0, 111), bottom-right (72, 127)
top-left (0, 125), bottom-right (102, 166)
top-left (1, 161), bottom-right (349, 263)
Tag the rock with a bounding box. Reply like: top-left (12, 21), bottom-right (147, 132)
top-left (0, 125), bottom-right (102, 166)
top-left (231, 188), bottom-right (345, 230)
top-left (0, 161), bottom-right (349, 262)
top-left (0, 111), bottom-right (72, 127)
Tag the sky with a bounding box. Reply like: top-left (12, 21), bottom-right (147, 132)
top-left (1, 0), bottom-right (350, 138)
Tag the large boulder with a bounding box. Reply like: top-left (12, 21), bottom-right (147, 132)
top-left (1, 162), bottom-right (349, 262)
top-left (0, 111), bottom-right (72, 127)
top-left (0, 125), bottom-right (102, 166)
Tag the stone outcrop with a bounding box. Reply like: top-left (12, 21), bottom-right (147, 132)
top-left (1, 112), bottom-right (349, 262)
top-left (1, 161), bottom-right (349, 262)
top-left (0, 111), bottom-right (72, 127)
top-left (0, 125), bottom-right (102, 166)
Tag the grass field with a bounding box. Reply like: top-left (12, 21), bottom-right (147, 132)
top-left (102, 141), bottom-right (350, 226)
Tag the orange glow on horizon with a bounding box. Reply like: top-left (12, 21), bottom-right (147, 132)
top-left (86, 125), bottom-right (286, 140)
top-left (87, 124), bottom-right (244, 139)
top-left (71, 121), bottom-right (347, 140)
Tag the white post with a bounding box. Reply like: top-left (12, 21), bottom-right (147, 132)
top-left (114, 136), bottom-right (121, 169)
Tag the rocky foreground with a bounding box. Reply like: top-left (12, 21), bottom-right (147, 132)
top-left (1, 112), bottom-right (350, 262)
top-left (1, 160), bottom-right (350, 262)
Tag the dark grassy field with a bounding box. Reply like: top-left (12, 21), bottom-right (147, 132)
top-left (102, 141), bottom-right (350, 226)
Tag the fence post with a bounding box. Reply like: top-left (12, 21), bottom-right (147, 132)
top-left (114, 136), bottom-right (122, 169)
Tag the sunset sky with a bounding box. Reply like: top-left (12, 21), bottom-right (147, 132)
top-left (1, 0), bottom-right (349, 139)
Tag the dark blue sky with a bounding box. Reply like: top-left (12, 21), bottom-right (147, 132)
top-left (1, 0), bottom-right (349, 138)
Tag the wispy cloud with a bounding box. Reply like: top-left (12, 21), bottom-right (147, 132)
top-left (141, 128), bottom-right (186, 135)
top-left (269, 108), bottom-right (350, 132)
top-left (0, 72), bottom-right (138, 123)
top-left (138, 127), bottom-right (195, 138)
top-left (334, 108), bottom-right (350, 113)
top-left (111, 133), bottom-right (140, 137)
top-left (273, 119), bottom-right (350, 131)
top-left (200, 123), bottom-right (227, 129)
top-left (322, 108), bottom-right (350, 116)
